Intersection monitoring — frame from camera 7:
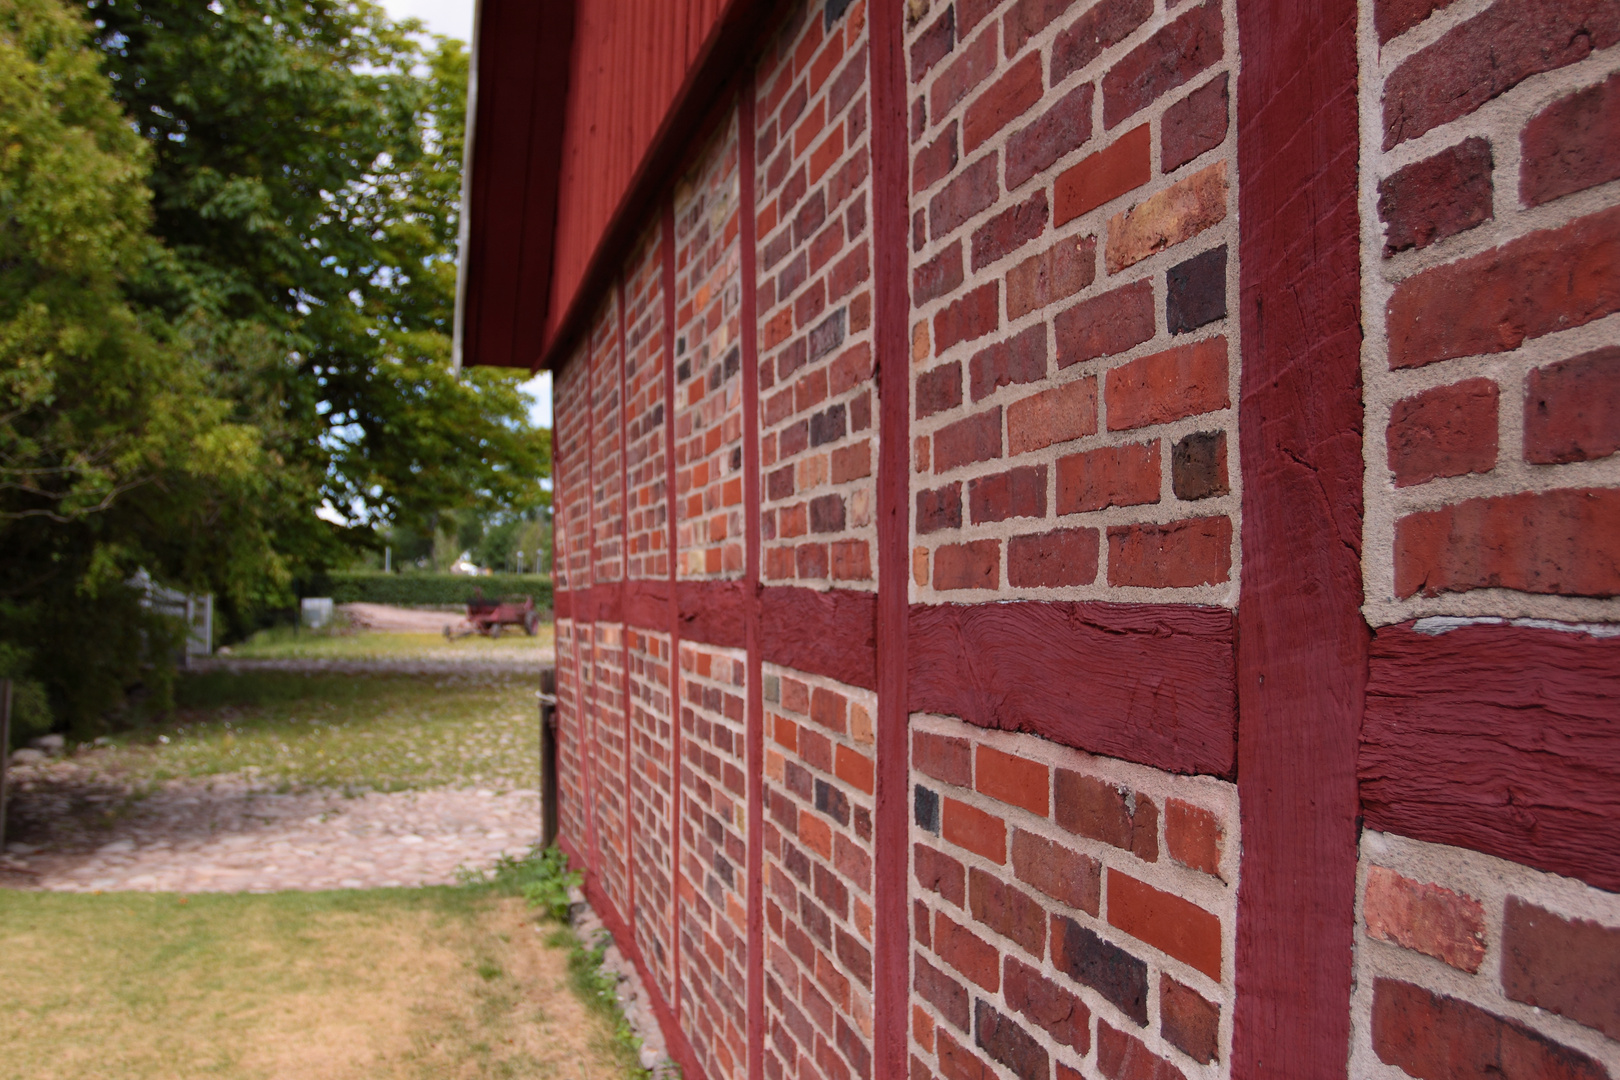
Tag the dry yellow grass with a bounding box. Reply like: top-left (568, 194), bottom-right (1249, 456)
top-left (0, 890), bottom-right (626, 1080)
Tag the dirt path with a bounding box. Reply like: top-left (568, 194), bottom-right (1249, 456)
top-left (340, 602), bottom-right (466, 634)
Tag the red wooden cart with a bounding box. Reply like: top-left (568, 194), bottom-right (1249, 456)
top-left (443, 594), bottom-right (540, 639)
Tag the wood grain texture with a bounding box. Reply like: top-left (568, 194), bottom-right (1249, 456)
top-left (676, 579), bottom-right (749, 650)
top-left (907, 601), bottom-right (1237, 777)
top-left (1232, 1), bottom-right (1365, 1076)
top-left (760, 586), bottom-right (878, 690)
top-left (1361, 623), bottom-right (1620, 893)
top-left (870, 0), bottom-right (913, 1071)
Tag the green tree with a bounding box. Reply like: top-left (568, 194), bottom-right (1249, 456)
top-left (83, 0), bottom-right (549, 543)
top-left (0, 0), bottom-right (282, 734)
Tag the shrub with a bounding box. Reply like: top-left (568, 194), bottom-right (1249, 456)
top-left (324, 572), bottom-right (553, 608)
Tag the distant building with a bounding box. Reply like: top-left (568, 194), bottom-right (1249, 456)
top-left (457, 1), bottom-right (1620, 1076)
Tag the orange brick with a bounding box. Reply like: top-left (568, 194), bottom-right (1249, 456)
top-left (975, 746), bottom-right (1050, 817)
top-left (799, 810), bottom-right (834, 859)
top-left (1165, 798), bottom-right (1223, 879)
top-left (836, 744), bottom-right (875, 794)
top-left (1107, 870), bottom-right (1222, 980)
top-left (943, 797), bottom-right (1007, 863)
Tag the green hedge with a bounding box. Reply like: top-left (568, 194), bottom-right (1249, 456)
top-left (324, 572), bottom-right (554, 609)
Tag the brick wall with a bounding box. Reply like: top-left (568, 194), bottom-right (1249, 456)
top-left (591, 301), bottom-right (626, 582)
top-left (904, 0), bottom-right (1241, 602)
top-left (629, 626), bottom-right (677, 1001)
top-left (555, 348), bottom-right (592, 593)
top-left (1359, 0), bottom-right (1620, 626)
top-left (678, 641), bottom-right (752, 1080)
top-left (625, 229), bottom-right (671, 581)
top-left (554, 617), bottom-right (588, 854)
top-left (676, 116), bottom-right (748, 581)
top-left (909, 715), bottom-right (1238, 1080)
top-left (590, 620), bottom-right (630, 918)
top-left (756, 0), bottom-right (879, 589)
top-left (761, 664), bottom-right (879, 1080)
top-left (1351, 830), bottom-right (1620, 1076)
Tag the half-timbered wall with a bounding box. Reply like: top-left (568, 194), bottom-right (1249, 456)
top-left (535, 2), bottom-right (1620, 1078)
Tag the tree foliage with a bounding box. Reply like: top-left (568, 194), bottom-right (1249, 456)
top-left (0, 0), bottom-right (549, 735)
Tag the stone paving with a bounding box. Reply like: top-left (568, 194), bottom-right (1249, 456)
top-left (0, 775), bottom-right (540, 893)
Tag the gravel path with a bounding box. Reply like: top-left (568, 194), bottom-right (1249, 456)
top-left (1, 776), bottom-right (539, 893)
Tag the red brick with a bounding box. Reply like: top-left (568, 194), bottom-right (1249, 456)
top-left (969, 464), bottom-right (1047, 524)
top-left (1388, 207), bottom-right (1620, 370)
top-left (1378, 136), bottom-right (1494, 256)
top-left (917, 842), bottom-right (968, 907)
top-left (1525, 347), bottom-right (1620, 464)
top-left (935, 910), bottom-right (1001, 991)
top-left (830, 144), bottom-right (870, 206)
top-left (1522, 72), bottom-right (1620, 208)
top-left (970, 323), bottom-right (1047, 402)
top-left (1383, 0), bottom-right (1620, 149)
top-left (1007, 377), bottom-right (1097, 455)
top-left (1053, 770), bottom-right (1158, 859)
top-left (1054, 278), bottom-right (1155, 369)
top-left (1057, 442), bottom-right (1161, 514)
top-left (1007, 234), bottom-right (1097, 320)
top-left (831, 440), bottom-right (871, 482)
top-left (964, 55), bottom-right (1044, 159)
top-left (1363, 865), bottom-right (1487, 973)
top-left (934, 282), bottom-right (1000, 353)
top-left (1372, 978), bottom-right (1608, 1080)
top-left (914, 730), bottom-right (973, 786)
top-left (935, 540), bottom-right (1001, 591)
top-left (1004, 956), bottom-right (1090, 1054)
top-left (1161, 72), bottom-right (1228, 173)
top-left (917, 481), bottom-right (964, 534)
top-left (930, 152), bottom-right (1001, 241)
top-left (828, 341), bottom-right (873, 394)
top-left (936, 1027), bottom-right (989, 1080)
top-left (1097, 1021), bottom-right (1188, 1080)
top-left (915, 240), bottom-right (965, 307)
top-left (1007, 82), bottom-right (1094, 192)
top-left (1375, 0), bottom-right (1457, 43)
top-left (835, 744), bottom-right (874, 794)
top-left (1102, 1), bottom-right (1222, 129)
top-left (1164, 798), bottom-right (1223, 880)
top-left (934, 407), bottom-right (1002, 472)
top-left (1002, 0), bottom-right (1075, 57)
top-left (1107, 871), bottom-right (1222, 980)
top-left (914, 122), bottom-right (960, 194)
top-left (916, 952), bottom-right (972, 1032)
top-left (1106, 336), bottom-right (1229, 431)
top-left (956, 0), bottom-right (1000, 37)
top-left (1395, 488), bottom-right (1620, 599)
top-left (969, 868), bottom-right (1047, 956)
top-left (810, 686), bottom-right (847, 733)
top-left (931, 20), bottom-right (999, 118)
top-left (1108, 516), bottom-right (1232, 588)
top-left (1051, 0), bottom-right (1151, 86)
top-left (1054, 125), bottom-right (1151, 226)
top-left (974, 746), bottom-right (1049, 816)
top-left (942, 797), bottom-right (1007, 862)
top-left (917, 361), bottom-right (964, 419)
top-left (1386, 377), bottom-right (1500, 487)
top-left (911, 6), bottom-right (956, 83)
top-left (971, 190), bottom-right (1049, 271)
top-left (1007, 528), bottom-right (1100, 588)
top-left (1159, 976), bottom-right (1219, 1065)
top-left (1502, 896), bottom-right (1620, 1041)
top-left (1010, 827), bottom-right (1101, 914)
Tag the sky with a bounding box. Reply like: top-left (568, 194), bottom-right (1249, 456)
top-left (377, 0), bottom-right (553, 427)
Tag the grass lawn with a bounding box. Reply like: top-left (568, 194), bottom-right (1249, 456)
top-left (79, 669), bottom-right (544, 794)
top-left (229, 625), bottom-right (555, 662)
top-left (0, 885), bottom-right (631, 1080)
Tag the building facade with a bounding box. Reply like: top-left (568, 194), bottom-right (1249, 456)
top-left (457, 1), bottom-right (1620, 1077)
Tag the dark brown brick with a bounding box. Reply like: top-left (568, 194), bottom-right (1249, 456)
top-left (1004, 955), bottom-right (1091, 1054)
top-left (1052, 0), bottom-right (1152, 86)
top-left (917, 361), bottom-right (964, 419)
top-left (1051, 915), bottom-right (1148, 1025)
top-left (1166, 245), bottom-right (1227, 334)
top-left (911, 5), bottom-right (956, 82)
top-left (1373, 978), bottom-right (1608, 1080)
top-left (1054, 770), bottom-right (1158, 859)
top-left (1171, 430), bottom-right (1228, 501)
top-left (917, 482), bottom-right (964, 534)
top-left (1102, 1), bottom-right (1223, 129)
top-left (915, 240), bottom-right (966, 307)
top-left (975, 1001), bottom-right (1050, 1080)
top-left (914, 122), bottom-right (960, 194)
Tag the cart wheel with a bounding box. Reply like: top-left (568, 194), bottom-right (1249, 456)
top-left (524, 613), bottom-right (539, 636)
